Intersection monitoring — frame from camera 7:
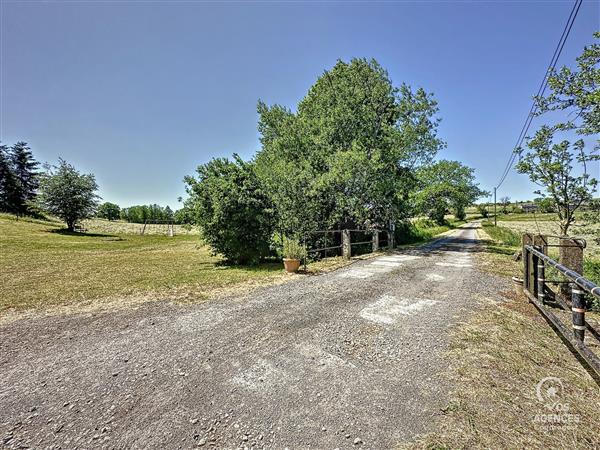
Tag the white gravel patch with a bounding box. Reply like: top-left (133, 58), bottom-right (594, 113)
top-left (425, 273), bottom-right (446, 282)
top-left (435, 262), bottom-right (472, 268)
top-left (337, 269), bottom-right (375, 279)
top-left (360, 295), bottom-right (438, 325)
top-left (370, 261), bottom-right (402, 267)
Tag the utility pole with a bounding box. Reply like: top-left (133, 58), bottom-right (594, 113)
top-left (494, 187), bottom-right (497, 226)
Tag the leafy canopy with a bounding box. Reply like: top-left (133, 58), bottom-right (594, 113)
top-left (414, 160), bottom-right (487, 224)
top-left (255, 58), bottom-right (445, 234)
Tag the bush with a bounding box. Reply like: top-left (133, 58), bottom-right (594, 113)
top-left (477, 204), bottom-right (489, 218)
top-left (184, 155), bottom-right (274, 265)
top-left (282, 237), bottom-right (306, 260)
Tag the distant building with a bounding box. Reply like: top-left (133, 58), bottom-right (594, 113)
top-left (522, 203), bottom-right (539, 213)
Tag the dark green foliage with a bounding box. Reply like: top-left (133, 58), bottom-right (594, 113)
top-left (97, 202), bottom-right (121, 220)
top-left (254, 58), bottom-right (444, 234)
top-left (185, 155), bottom-right (275, 265)
top-left (120, 204), bottom-right (174, 223)
top-left (0, 141), bottom-right (40, 215)
top-left (394, 218), bottom-right (454, 245)
top-left (37, 159), bottom-right (100, 231)
top-left (10, 142), bottom-right (39, 214)
top-left (0, 145), bottom-right (20, 213)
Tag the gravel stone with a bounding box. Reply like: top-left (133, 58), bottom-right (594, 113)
top-left (0, 224), bottom-right (508, 448)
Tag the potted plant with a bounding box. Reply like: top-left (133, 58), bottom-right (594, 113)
top-left (282, 238), bottom-right (305, 273)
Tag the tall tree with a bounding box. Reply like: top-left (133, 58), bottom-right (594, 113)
top-left (0, 145), bottom-right (19, 213)
top-left (37, 159), bottom-right (100, 231)
top-left (254, 58), bottom-right (444, 234)
top-left (10, 142), bottom-right (39, 214)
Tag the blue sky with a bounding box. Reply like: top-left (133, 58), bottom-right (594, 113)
top-left (1, 1), bottom-right (598, 208)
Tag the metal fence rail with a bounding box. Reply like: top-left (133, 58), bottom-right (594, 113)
top-left (523, 243), bottom-right (600, 380)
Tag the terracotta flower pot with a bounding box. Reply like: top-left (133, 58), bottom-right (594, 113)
top-left (283, 258), bottom-right (301, 273)
top-left (512, 276), bottom-right (524, 297)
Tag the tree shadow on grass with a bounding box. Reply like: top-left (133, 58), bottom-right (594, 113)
top-left (47, 228), bottom-right (118, 238)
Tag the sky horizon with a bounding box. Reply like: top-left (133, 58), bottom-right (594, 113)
top-left (1, 1), bottom-right (599, 209)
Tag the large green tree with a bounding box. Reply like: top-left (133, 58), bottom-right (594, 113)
top-left (254, 58), bottom-right (444, 235)
top-left (37, 159), bottom-right (100, 231)
top-left (184, 155), bottom-right (275, 264)
top-left (414, 160), bottom-right (487, 225)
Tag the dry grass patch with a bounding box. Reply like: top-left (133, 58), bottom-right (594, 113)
top-left (0, 215), bottom-right (285, 315)
top-left (405, 295), bottom-right (600, 449)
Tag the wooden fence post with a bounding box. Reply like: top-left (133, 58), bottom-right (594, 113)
top-left (342, 229), bottom-right (351, 259)
top-left (559, 237), bottom-right (584, 300)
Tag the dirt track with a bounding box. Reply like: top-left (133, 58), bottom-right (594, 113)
top-left (0, 224), bottom-right (508, 449)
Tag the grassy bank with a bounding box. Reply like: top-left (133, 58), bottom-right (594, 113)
top-left (403, 220), bottom-right (600, 448)
top-left (395, 217), bottom-right (471, 246)
top-left (406, 296), bottom-right (600, 449)
top-left (479, 219), bottom-right (600, 308)
top-left (0, 214), bottom-right (286, 313)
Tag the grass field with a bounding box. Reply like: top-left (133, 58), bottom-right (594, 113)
top-left (82, 218), bottom-right (199, 236)
top-left (0, 214), bottom-right (414, 315)
top-left (0, 214), bottom-right (286, 314)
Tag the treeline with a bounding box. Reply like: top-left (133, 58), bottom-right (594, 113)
top-left (184, 58), bottom-right (487, 264)
top-left (119, 204), bottom-right (174, 223)
top-left (97, 202), bottom-right (190, 224)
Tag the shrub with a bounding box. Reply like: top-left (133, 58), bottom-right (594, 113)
top-left (184, 155), bottom-right (274, 265)
top-left (282, 237), bottom-right (306, 260)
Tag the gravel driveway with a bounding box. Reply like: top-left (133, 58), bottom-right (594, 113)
top-left (0, 223), bottom-right (506, 449)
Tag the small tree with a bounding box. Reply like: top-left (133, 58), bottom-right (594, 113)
top-left (516, 129), bottom-right (598, 235)
top-left (477, 203), bottom-right (489, 218)
top-left (97, 202), bottom-right (121, 221)
top-left (184, 155), bottom-right (275, 265)
top-left (500, 196), bottom-right (511, 214)
top-left (37, 159), bottom-right (100, 231)
top-left (517, 33), bottom-right (600, 236)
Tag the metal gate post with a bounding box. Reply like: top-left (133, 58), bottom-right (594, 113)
top-left (532, 250), bottom-right (539, 299)
top-left (572, 286), bottom-right (586, 342)
top-left (342, 229), bottom-right (351, 259)
top-left (537, 250), bottom-right (545, 305)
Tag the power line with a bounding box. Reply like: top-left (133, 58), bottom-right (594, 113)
top-left (494, 0), bottom-right (583, 190)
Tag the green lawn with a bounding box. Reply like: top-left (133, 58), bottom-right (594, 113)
top-left (0, 214), bottom-right (284, 312)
